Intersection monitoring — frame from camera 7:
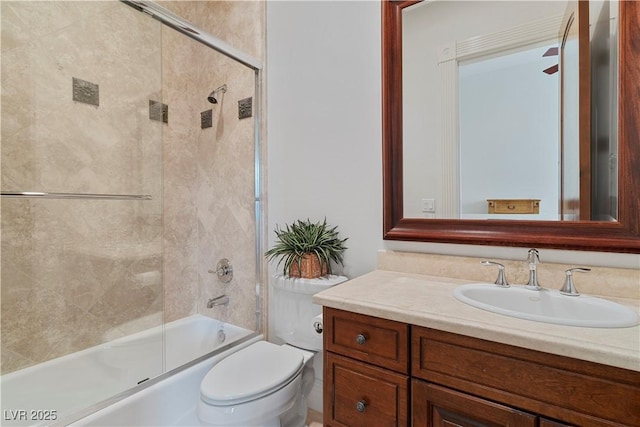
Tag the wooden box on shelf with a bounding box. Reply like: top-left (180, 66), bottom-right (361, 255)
top-left (487, 199), bottom-right (540, 214)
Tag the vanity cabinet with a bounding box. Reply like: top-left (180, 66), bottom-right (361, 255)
top-left (323, 308), bottom-right (409, 426)
top-left (412, 326), bottom-right (640, 426)
top-left (323, 307), bottom-right (640, 427)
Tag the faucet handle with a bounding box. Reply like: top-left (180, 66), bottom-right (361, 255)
top-left (481, 261), bottom-right (510, 287)
top-left (208, 258), bottom-right (233, 283)
top-left (559, 267), bottom-right (591, 296)
top-left (526, 248), bottom-right (540, 265)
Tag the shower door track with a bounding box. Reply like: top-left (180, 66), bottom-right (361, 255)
top-left (121, 0), bottom-right (262, 71)
top-left (1, 191), bottom-right (153, 200)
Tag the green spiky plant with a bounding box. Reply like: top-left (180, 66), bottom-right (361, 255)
top-left (265, 218), bottom-right (348, 278)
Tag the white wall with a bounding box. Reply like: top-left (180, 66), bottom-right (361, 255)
top-left (266, 1), bottom-right (383, 413)
top-left (265, 0), bottom-right (638, 279)
top-left (266, 1), bottom-right (383, 279)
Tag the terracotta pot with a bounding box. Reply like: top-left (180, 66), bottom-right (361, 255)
top-left (288, 253), bottom-right (328, 279)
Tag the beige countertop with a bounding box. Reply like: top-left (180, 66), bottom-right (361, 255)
top-left (313, 270), bottom-right (640, 372)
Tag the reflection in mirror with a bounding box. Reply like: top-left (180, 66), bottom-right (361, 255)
top-left (590, 0), bottom-right (619, 221)
top-left (459, 44), bottom-right (559, 220)
top-left (382, 0), bottom-right (639, 252)
top-left (401, 0), bottom-right (617, 221)
top-left (561, 7), bottom-right (583, 221)
top-left (560, 0), bottom-right (593, 221)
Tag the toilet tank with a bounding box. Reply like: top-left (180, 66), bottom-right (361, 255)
top-left (272, 274), bottom-right (348, 351)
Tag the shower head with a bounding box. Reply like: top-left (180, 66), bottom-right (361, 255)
top-left (207, 84), bottom-right (227, 104)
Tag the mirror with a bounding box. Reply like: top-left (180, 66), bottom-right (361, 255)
top-left (382, 0), bottom-right (640, 252)
top-left (402, 0), bottom-right (600, 220)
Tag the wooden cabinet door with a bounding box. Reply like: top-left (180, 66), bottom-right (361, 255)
top-left (412, 380), bottom-right (536, 427)
top-left (325, 352), bottom-right (408, 427)
top-left (540, 418), bottom-right (574, 427)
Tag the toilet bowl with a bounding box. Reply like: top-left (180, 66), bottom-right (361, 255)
top-left (196, 341), bottom-right (314, 427)
top-left (197, 274), bottom-right (347, 427)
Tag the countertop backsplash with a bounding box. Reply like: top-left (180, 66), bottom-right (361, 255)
top-left (377, 250), bottom-right (640, 300)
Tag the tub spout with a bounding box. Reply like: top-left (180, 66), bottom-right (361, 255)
top-left (207, 295), bottom-right (229, 308)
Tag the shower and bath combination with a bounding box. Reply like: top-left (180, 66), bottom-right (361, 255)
top-left (1, 0), bottom-right (263, 423)
top-left (207, 84), bottom-right (227, 104)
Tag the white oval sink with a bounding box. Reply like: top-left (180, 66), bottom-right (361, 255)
top-left (453, 283), bottom-right (640, 328)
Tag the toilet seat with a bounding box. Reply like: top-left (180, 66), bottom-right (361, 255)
top-left (200, 341), bottom-right (304, 406)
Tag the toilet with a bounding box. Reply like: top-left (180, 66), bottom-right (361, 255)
top-left (196, 274), bottom-right (347, 427)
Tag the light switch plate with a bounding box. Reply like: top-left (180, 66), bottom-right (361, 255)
top-left (422, 198), bottom-right (436, 213)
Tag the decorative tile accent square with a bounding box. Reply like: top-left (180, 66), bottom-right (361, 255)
top-left (72, 77), bottom-right (99, 106)
top-left (238, 97), bottom-right (252, 120)
top-left (201, 110), bottom-right (213, 129)
top-left (149, 100), bottom-right (168, 123)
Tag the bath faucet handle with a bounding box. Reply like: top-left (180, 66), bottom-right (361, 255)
top-left (481, 261), bottom-right (510, 288)
top-left (559, 268), bottom-right (591, 296)
top-left (208, 258), bottom-right (233, 283)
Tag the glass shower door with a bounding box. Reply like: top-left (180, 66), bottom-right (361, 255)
top-left (1, 1), bottom-right (164, 422)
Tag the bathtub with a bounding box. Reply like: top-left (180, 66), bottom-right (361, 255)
top-left (71, 335), bottom-right (263, 426)
top-left (0, 315), bottom-right (256, 427)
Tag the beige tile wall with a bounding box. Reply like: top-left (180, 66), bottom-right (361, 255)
top-left (1, 1), bottom-right (164, 374)
top-left (1, 0), bottom-right (265, 374)
top-left (159, 1), bottom-right (265, 331)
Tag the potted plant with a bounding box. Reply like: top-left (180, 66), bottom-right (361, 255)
top-left (265, 218), bottom-right (348, 279)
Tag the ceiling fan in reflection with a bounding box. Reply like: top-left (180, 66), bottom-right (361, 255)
top-left (543, 47), bottom-right (559, 75)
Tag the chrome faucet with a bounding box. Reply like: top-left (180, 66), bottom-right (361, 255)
top-left (207, 294), bottom-right (229, 308)
top-left (559, 267), bottom-right (591, 296)
top-left (481, 260), bottom-right (510, 287)
top-left (524, 248), bottom-right (542, 291)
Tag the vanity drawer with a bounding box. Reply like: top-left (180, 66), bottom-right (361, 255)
top-left (325, 352), bottom-right (408, 427)
top-left (412, 326), bottom-right (640, 427)
top-left (324, 307), bottom-right (409, 374)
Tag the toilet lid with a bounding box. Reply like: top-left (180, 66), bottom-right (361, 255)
top-left (200, 341), bottom-right (304, 406)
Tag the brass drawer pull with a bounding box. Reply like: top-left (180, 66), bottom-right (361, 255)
top-left (355, 334), bottom-right (367, 345)
top-left (355, 400), bottom-right (367, 412)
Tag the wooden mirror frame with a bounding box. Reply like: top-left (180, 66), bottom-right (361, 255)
top-left (382, 0), bottom-right (640, 253)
